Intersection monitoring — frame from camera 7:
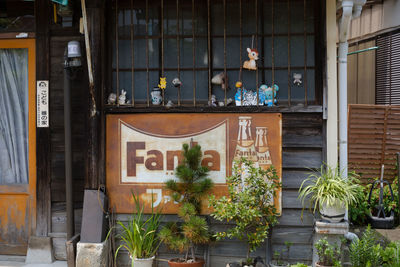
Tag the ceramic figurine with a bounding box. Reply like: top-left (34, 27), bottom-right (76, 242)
top-left (151, 87), bottom-right (162, 105)
top-left (244, 90), bottom-right (257, 106)
top-left (118, 90), bottom-right (126, 105)
top-left (264, 84), bottom-right (279, 107)
top-left (258, 84), bottom-right (269, 105)
top-left (107, 93), bottom-right (117, 105)
top-left (243, 48), bottom-right (259, 70)
top-left (208, 95), bottom-right (217, 107)
top-left (293, 73), bottom-right (302, 86)
top-left (211, 72), bottom-right (229, 90)
top-left (158, 77), bottom-right (167, 90)
top-left (235, 88), bottom-right (243, 106)
top-left (172, 77), bottom-right (182, 87)
top-left (218, 101), bottom-right (224, 107)
top-left (227, 98), bottom-right (233, 105)
top-left (166, 100), bottom-right (174, 108)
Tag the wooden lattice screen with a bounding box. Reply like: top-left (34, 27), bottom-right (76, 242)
top-left (348, 104), bottom-right (400, 184)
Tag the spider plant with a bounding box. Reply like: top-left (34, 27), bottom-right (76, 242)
top-left (298, 164), bottom-right (360, 215)
top-left (112, 192), bottom-right (162, 266)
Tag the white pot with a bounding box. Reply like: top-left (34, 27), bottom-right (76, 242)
top-left (132, 256), bottom-right (155, 267)
top-left (269, 260), bottom-right (290, 267)
top-left (320, 200), bottom-right (346, 223)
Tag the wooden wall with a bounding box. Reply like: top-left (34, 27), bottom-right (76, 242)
top-left (114, 112), bottom-right (323, 266)
top-left (347, 40), bottom-right (376, 105)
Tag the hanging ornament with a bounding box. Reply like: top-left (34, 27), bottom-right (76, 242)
top-left (243, 48), bottom-right (259, 70)
top-left (211, 72), bottom-right (229, 90)
top-left (158, 77), bottom-right (167, 90)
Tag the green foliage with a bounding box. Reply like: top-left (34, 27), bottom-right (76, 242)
top-left (209, 158), bottom-right (281, 259)
top-left (349, 225), bottom-right (383, 267)
top-left (159, 144), bottom-right (213, 262)
top-left (109, 192), bottom-right (161, 265)
top-left (382, 241), bottom-right (400, 267)
top-left (298, 164), bottom-right (360, 215)
top-left (349, 178), bottom-right (399, 226)
top-left (314, 237), bottom-right (341, 267)
top-left (290, 264), bottom-right (309, 267)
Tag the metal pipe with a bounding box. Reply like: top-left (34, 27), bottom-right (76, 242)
top-left (63, 49), bottom-right (74, 240)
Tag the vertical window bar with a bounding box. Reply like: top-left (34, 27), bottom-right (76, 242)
top-left (260, 0), bottom-right (265, 84)
top-left (192, 0), bottom-right (196, 106)
top-left (130, 0), bottom-right (135, 106)
top-left (240, 0), bottom-right (243, 106)
top-left (271, 0), bottom-right (275, 88)
top-left (161, 0), bottom-right (165, 105)
top-left (115, 0), bottom-right (120, 105)
top-left (287, 0), bottom-right (291, 107)
top-left (304, 0), bottom-right (308, 106)
top-left (145, 0), bottom-right (150, 106)
top-left (176, 0), bottom-right (181, 106)
top-left (224, 0), bottom-right (227, 105)
top-left (390, 34), bottom-right (392, 105)
top-left (207, 0), bottom-right (212, 104)
top-left (255, 0), bottom-right (259, 106)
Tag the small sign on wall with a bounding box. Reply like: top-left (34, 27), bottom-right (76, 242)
top-left (36, 80), bottom-right (49, 128)
top-left (106, 113), bottom-right (282, 214)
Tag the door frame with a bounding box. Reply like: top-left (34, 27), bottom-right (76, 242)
top-left (0, 39), bottom-right (36, 253)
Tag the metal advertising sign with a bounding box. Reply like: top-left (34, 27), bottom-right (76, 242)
top-left (36, 80), bottom-right (49, 128)
top-left (106, 113), bottom-right (282, 214)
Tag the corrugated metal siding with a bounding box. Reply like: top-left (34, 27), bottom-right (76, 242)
top-left (376, 30), bottom-right (400, 105)
top-left (115, 113), bottom-right (323, 266)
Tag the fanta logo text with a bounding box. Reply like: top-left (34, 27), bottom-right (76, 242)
top-left (126, 142), bottom-right (220, 177)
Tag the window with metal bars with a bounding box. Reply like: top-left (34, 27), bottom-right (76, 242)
top-left (108, 0), bottom-right (320, 108)
top-left (376, 30), bottom-right (400, 105)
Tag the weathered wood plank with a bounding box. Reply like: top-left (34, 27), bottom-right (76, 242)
top-left (282, 150), bottom-right (322, 169)
top-left (282, 170), bottom-right (310, 189)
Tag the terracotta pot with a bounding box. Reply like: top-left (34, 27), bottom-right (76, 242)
top-left (315, 263), bottom-right (332, 267)
top-left (167, 258), bottom-right (205, 267)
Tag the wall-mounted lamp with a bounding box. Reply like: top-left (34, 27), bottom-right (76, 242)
top-left (65, 41), bottom-right (82, 68)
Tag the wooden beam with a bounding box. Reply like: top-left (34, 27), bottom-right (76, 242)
top-left (85, 0), bottom-right (105, 189)
top-left (35, 0), bottom-right (52, 237)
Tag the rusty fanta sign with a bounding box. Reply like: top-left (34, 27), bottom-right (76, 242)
top-left (106, 113), bottom-right (282, 214)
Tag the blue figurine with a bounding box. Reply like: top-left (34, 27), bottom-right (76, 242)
top-left (264, 84), bottom-right (279, 107)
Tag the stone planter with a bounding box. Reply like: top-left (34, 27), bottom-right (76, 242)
top-left (320, 200), bottom-right (345, 223)
top-left (269, 260), bottom-right (290, 267)
top-left (167, 258), bottom-right (205, 267)
top-left (132, 256), bottom-right (155, 267)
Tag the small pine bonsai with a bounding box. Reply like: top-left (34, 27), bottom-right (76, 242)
top-left (159, 143), bottom-right (214, 263)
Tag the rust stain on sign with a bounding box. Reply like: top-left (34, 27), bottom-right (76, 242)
top-left (106, 113), bottom-right (282, 214)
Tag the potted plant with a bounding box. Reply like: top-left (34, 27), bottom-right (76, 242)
top-left (158, 143), bottom-right (213, 267)
top-left (209, 158), bottom-right (281, 266)
top-left (314, 237), bottom-right (341, 267)
top-left (298, 165), bottom-right (359, 222)
top-left (111, 192), bottom-right (161, 267)
top-left (270, 241), bottom-right (292, 267)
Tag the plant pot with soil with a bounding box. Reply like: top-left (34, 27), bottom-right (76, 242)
top-left (298, 164), bottom-right (360, 223)
top-left (159, 143), bottom-right (214, 267)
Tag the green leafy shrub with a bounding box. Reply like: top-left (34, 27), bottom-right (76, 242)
top-left (349, 225), bottom-right (383, 267)
top-left (314, 237), bottom-right (341, 267)
top-left (158, 144), bottom-right (213, 262)
top-left (209, 158), bottom-right (281, 260)
top-left (382, 241), bottom-right (400, 267)
top-left (290, 264), bottom-right (309, 267)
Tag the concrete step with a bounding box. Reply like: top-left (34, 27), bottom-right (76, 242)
top-left (0, 255), bottom-right (67, 267)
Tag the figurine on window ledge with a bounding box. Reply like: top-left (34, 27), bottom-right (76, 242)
top-left (243, 48), bottom-right (259, 70)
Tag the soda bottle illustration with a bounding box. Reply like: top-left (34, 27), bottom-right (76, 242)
top-left (255, 126), bottom-right (272, 168)
top-left (232, 116), bottom-right (258, 166)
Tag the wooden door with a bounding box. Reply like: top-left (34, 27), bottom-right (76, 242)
top-left (0, 39), bottom-right (36, 255)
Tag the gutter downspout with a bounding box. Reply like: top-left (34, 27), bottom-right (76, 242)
top-left (338, 0), bottom-right (366, 179)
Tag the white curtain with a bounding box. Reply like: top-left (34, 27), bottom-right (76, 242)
top-left (0, 49), bottom-right (29, 184)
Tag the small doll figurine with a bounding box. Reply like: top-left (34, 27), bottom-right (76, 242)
top-left (264, 84), bottom-right (279, 107)
top-left (208, 95), bottom-right (218, 107)
top-left (158, 77), bottom-right (167, 90)
top-left (107, 93), bottom-right (117, 105)
top-left (172, 77), bottom-right (182, 87)
top-left (118, 90), bottom-right (126, 105)
top-left (211, 72), bottom-right (229, 90)
top-left (243, 48), bottom-right (259, 70)
top-left (234, 81), bottom-right (243, 106)
top-left (293, 73), bottom-right (302, 86)
top-left (258, 84), bottom-right (269, 106)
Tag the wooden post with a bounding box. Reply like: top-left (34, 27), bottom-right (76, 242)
top-left (85, 0), bottom-right (105, 189)
top-left (35, 0), bottom-right (52, 237)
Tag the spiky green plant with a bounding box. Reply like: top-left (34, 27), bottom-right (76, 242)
top-left (298, 164), bottom-right (360, 216)
top-left (109, 192), bottom-right (161, 267)
top-left (159, 143), bottom-right (213, 263)
top-left (349, 225), bottom-right (383, 267)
